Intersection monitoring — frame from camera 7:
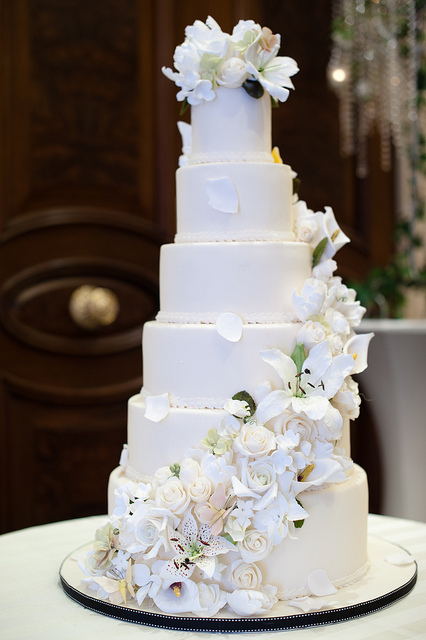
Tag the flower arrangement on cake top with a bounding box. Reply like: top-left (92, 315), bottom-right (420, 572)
top-left (162, 16), bottom-right (299, 108)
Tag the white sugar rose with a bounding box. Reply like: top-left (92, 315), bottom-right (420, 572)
top-left (234, 420), bottom-right (276, 459)
top-left (324, 307), bottom-right (350, 336)
top-left (296, 320), bottom-right (327, 350)
top-left (155, 478), bottom-right (190, 514)
top-left (217, 56), bottom-right (248, 88)
top-left (227, 585), bottom-right (278, 616)
top-left (154, 466), bottom-right (173, 487)
top-left (188, 476), bottom-right (213, 503)
top-left (296, 214), bottom-right (318, 243)
top-left (239, 528), bottom-right (273, 562)
top-left (272, 410), bottom-right (329, 443)
top-left (246, 459), bottom-right (277, 493)
top-left (228, 559), bottom-right (263, 590)
top-left (195, 583), bottom-right (227, 617)
top-left (312, 258), bottom-right (337, 281)
top-left (327, 332), bottom-right (344, 356)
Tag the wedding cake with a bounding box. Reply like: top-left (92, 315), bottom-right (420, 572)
top-left (80, 17), bottom-right (374, 618)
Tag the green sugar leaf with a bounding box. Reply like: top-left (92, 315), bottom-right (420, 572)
top-left (179, 98), bottom-right (189, 116)
top-left (169, 463), bottom-right (181, 477)
top-left (290, 342), bottom-right (306, 376)
top-left (222, 533), bottom-right (237, 545)
top-left (312, 237), bottom-right (328, 267)
top-left (242, 79), bottom-right (264, 99)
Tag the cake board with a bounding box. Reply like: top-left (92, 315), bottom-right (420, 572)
top-left (60, 535), bottom-right (417, 633)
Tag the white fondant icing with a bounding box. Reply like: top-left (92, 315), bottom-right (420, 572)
top-left (190, 87), bottom-right (271, 160)
top-left (176, 162), bottom-right (293, 237)
top-left (142, 322), bottom-right (302, 401)
top-left (159, 242), bottom-right (311, 317)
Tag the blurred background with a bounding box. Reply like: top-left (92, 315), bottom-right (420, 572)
top-left (1, 0), bottom-right (425, 533)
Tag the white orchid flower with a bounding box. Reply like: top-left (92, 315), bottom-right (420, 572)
top-left (256, 341), bottom-right (355, 432)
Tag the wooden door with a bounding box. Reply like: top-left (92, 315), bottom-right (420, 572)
top-left (0, 0), bottom-right (393, 533)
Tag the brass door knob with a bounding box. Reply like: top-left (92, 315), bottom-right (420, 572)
top-left (69, 285), bottom-right (119, 330)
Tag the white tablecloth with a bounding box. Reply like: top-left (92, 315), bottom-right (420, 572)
top-left (1, 514), bottom-right (425, 639)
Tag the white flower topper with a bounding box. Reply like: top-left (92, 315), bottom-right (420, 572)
top-left (162, 16), bottom-right (298, 107)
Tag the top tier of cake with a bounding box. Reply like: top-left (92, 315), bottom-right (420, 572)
top-left (189, 86), bottom-right (272, 163)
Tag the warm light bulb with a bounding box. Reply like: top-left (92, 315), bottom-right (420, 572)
top-left (331, 68), bottom-right (347, 83)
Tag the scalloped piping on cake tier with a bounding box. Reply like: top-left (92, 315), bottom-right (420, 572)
top-left (188, 151), bottom-right (275, 164)
top-left (122, 464), bottom-right (154, 484)
top-left (276, 560), bottom-right (370, 601)
top-left (155, 310), bottom-right (298, 324)
top-left (174, 230), bottom-right (296, 243)
top-left (141, 387), bottom-right (227, 410)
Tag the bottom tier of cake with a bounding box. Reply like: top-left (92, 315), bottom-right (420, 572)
top-left (108, 464), bottom-right (368, 600)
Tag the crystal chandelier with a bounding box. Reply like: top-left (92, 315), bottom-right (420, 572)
top-left (328, 0), bottom-right (425, 179)
top-left (329, 0), bottom-right (426, 311)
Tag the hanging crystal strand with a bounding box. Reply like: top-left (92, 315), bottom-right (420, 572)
top-left (382, 0), bottom-right (399, 171)
top-left (405, 0), bottom-right (420, 278)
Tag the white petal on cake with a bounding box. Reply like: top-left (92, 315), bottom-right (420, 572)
top-left (205, 176), bottom-right (239, 213)
top-left (386, 552), bottom-right (415, 566)
top-left (288, 596), bottom-right (337, 612)
top-left (216, 312), bottom-right (243, 342)
top-left (307, 569), bottom-right (337, 596)
top-left (144, 393), bottom-right (170, 422)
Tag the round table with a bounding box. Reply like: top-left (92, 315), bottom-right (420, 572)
top-left (2, 514), bottom-right (425, 639)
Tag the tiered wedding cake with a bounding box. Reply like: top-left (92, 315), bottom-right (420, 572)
top-left (80, 17), bottom-right (373, 618)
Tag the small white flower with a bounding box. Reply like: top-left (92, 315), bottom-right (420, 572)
top-left (292, 278), bottom-right (329, 322)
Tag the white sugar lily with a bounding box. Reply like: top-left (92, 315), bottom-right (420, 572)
top-left (245, 41), bottom-right (298, 102)
top-left (163, 513), bottom-right (232, 580)
top-left (256, 341), bottom-right (355, 432)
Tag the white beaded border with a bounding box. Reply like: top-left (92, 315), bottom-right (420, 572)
top-left (155, 310), bottom-right (297, 324)
top-left (188, 151), bottom-right (274, 164)
top-left (174, 230), bottom-right (296, 243)
top-left (141, 387), bottom-right (228, 410)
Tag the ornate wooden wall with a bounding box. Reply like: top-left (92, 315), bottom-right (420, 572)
top-left (0, 0), bottom-right (392, 532)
